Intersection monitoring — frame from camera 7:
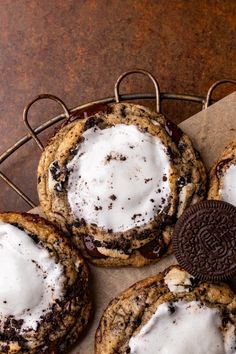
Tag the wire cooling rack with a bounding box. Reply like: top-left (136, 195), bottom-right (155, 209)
top-left (0, 69), bottom-right (235, 208)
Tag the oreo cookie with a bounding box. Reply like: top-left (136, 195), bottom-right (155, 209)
top-left (172, 200), bottom-right (236, 281)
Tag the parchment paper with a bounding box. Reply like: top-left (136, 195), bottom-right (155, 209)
top-left (31, 92), bottom-right (236, 353)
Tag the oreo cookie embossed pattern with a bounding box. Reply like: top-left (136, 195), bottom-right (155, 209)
top-left (173, 200), bottom-right (236, 281)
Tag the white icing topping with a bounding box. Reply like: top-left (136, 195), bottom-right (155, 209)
top-left (164, 268), bottom-right (193, 293)
top-left (129, 301), bottom-right (236, 354)
top-left (66, 124), bottom-right (171, 232)
top-left (220, 164), bottom-right (236, 206)
top-left (0, 222), bottom-right (63, 332)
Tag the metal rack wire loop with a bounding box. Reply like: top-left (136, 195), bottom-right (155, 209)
top-left (204, 79), bottom-right (236, 109)
top-left (114, 69), bottom-right (161, 113)
top-left (0, 171), bottom-right (36, 208)
top-left (23, 94), bottom-right (70, 151)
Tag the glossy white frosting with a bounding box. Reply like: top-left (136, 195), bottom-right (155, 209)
top-left (129, 300), bottom-right (235, 354)
top-left (67, 124), bottom-right (171, 232)
top-left (220, 164), bottom-right (236, 206)
top-left (0, 222), bottom-right (63, 332)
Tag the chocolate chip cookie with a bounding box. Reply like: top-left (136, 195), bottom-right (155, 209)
top-left (95, 265), bottom-right (236, 353)
top-left (38, 102), bottom-right (206, 266)
top-left (208, 139), bottom-right (236, 206)
top-left (0, 212), bottom-right (91, 353)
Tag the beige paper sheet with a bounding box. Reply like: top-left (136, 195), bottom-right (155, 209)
top-left (31, 92), bottom-right (236, 353)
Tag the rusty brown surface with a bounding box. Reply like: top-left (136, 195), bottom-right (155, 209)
top-left (0, 0), bottom-right (236, 211)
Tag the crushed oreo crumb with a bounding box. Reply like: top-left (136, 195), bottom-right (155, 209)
top-left (131, 213), bottom-right (142, 220)
top-left (145, 178), bottom-right (153, 183)
top-left (105, 153), bottom-right (127, 163)
top-left (83, 117), bottom-right (104, 131)
top-left (109, 194), bottom-right (117, 201)
top-left (168, 302), bottom-right (176, 314)
top-left (94, 206), bottom-right (102, 211)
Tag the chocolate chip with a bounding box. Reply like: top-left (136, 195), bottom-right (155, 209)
top-left (164, 119), bottom-right (183, 144)
top-left (139, 234), bottom-right (167, 259)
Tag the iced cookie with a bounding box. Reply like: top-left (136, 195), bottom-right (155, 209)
top-left (0, 212), bottom-right (91, 353)
top-left (95, 265), bottom-right (236, 354)
top-left (208, 139), bottom-right (236, 206)
top-left (38, 102), bottom-right (206, 266)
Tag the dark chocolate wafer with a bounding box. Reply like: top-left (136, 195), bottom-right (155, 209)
top-left (172, 200), bottom-right (236, 281)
